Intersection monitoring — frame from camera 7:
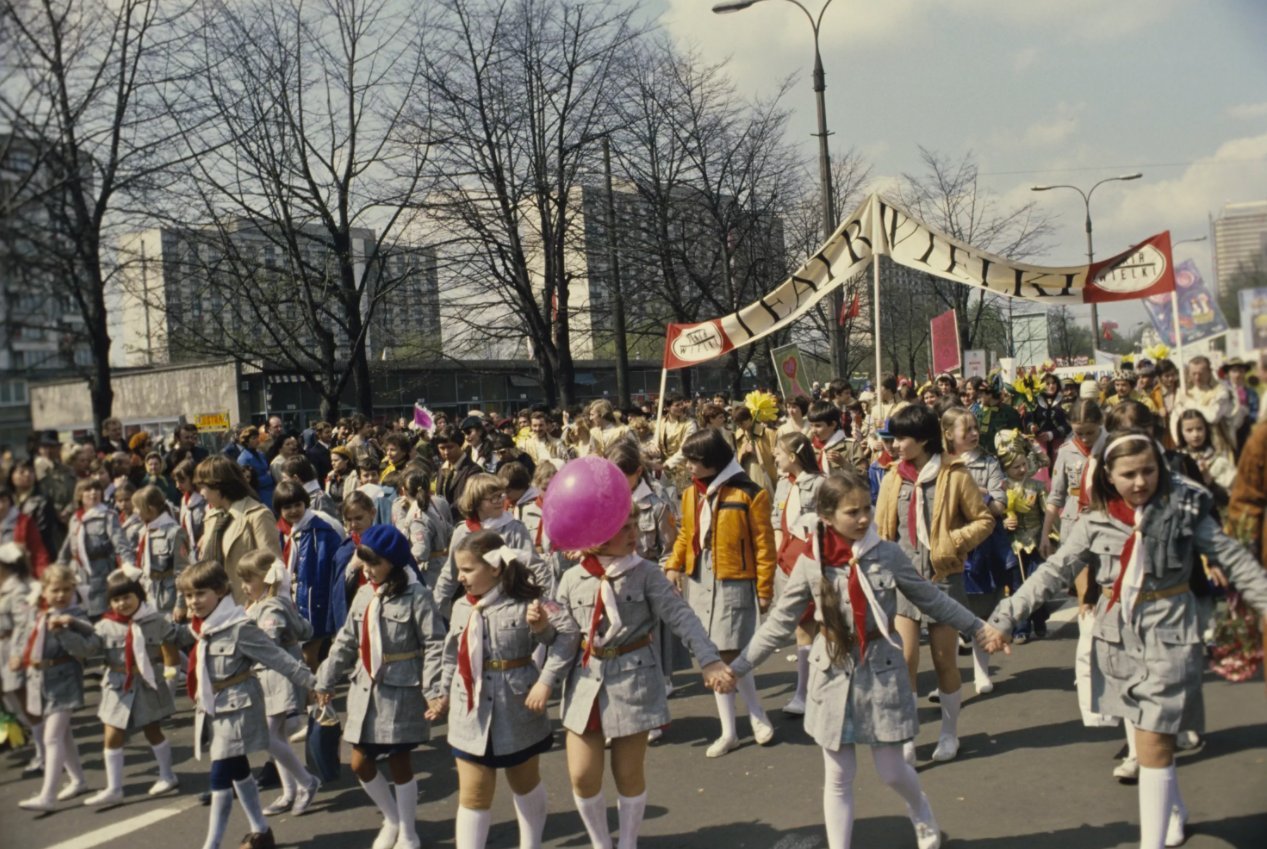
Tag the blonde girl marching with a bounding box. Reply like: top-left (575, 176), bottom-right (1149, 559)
top-left (315, 526), bottom-right (446, 849)
top-left (732, 471), bottom-right (1006, 849)
top-left (237, 550), bottom-right (320, 817)
top-left (84, 570), bottom-right (182, 806)
top-left (439, 530), bottom-right (580, 849)
top-left (558, 506), bottom-right (734, 849)
top-left (132, 484), bottom-right (192, 620)
top-left (59, 478), bottom-right (132, 617)
top-left (982, 430), bottom-right (1267, 849)
top-left (13, 564), bottom-right (96, 810)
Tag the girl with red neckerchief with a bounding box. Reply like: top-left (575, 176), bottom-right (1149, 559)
top-left (58, 478), bottom-right (133, 618)
top-left (315, 526), bottom-right (446, 849)
top-left (733, 471), bottom-right (1003, 849)
top-left (983, 429), bottom-right (1267, 849)
top-left (84, 571), bottom-right (181, 807)
top-left (439, 530), bottom-right (579, 849)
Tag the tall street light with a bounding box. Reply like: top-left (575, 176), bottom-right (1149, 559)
top-left (1031, 173), bottom-right (1143, 349)
top-left (713, 0), bottom-right (844, 377)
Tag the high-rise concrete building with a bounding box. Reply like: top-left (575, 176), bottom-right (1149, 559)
top-left (117, 220), bottom-right (440, 367)
top-left (1213, 200), bottom-right (1267, 296)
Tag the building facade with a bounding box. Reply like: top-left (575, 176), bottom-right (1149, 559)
top-left (1213, 200), bottom-right (1267, 296)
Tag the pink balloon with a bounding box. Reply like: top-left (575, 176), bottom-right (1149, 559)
top-left (541, 456), bottom-right (632, 551)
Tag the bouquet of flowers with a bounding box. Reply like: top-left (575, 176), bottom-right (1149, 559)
top-left (744, 390), bottom-right (779, 424)
top-left (1207, 590), bottom-right (1264, 683)
top-left (0, 708), bottom-right (25, 750)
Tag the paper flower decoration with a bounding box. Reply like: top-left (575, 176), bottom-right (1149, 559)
top-left (745, 390), bottom-right (779, 423)
top-left (1146, 343), bottom-right (1171, 361)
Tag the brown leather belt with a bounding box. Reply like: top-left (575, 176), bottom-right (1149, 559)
top-left (485, 656), bottom-right (534, 671)
top-left (212, 670), bottom-right (253, 692)
top-left (1114, 585), bottom-right (1190, 604)
top-left (147, 569), bottom-right (174, 580)
top-left (819, 626), bottom-right (884, 643)
top-left (580, 633), bottom-right (653, 661)
top-left (30, 656), bottom-right (78, 670)
top-left (382, 648), bottom-right (423, 663)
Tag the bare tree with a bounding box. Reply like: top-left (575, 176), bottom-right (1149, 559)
top-left (148, 0), bottom-right (436, 421)
top-left (0, 0), bottom-right (186, 431)
top-left (1046, 305), bottom-right (1094, 363)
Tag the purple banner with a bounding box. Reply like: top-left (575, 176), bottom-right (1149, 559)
top-left (1142, 259), bottom-right (1227, 346)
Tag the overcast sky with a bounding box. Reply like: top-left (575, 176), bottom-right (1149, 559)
top-left (657, 0), bottom-right (1267, 332)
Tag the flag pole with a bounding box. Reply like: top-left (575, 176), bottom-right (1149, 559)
top-left (654, 364), bottom-right (669, 448)
top-left (1171, 290), bottom-right (1187, 394)
top-left (872, 253), bottom-right (882, 386)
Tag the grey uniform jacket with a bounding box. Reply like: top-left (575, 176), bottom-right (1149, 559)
top-left (196, 618), bottom-right (317, 760)
top-left (433, 520), bottom-right (549, 616)
top-left (556, 558), bottom-right (721, 738)
top-left (1047, 437), bottom-right (1101, 535)
top-left (441, 595), bottom-right (579, 756)
top-left (633, 486), bottom-right (677, 567)
top-left (959, 451), bottom-right (1006, 505)
top-left (772, 474), bottom-right (825, 536)
top-left (404, 503), bottom-right (453, 590)
top-left (991, 478), bottom-right (1267, 735)
top-left (731, 530), bottom-right (981, 748)
top-left (59, 508), bottom-right (133, 616)
top-left (140, 523), bottom-right (192, 616)
top-left (94, 613), bottom-right (176, 729)
top-left (0, 576), bottom-right (34, 693)
top-left (317, 581), bottom-right (445, 745)
top-left (247, 596), bottom-right (314, 716)
top-left (17, 605), bottom-right (97, 713)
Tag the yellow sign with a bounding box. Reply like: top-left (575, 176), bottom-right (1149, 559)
top-left (194, 411), bottom-right (231, 432)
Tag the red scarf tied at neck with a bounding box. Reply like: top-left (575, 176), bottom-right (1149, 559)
top-left (1103, 498), bottom-right (1140, 614)
top-left (579, 555), bottom-right (607, 665)
top-left (821, 527), bottom-right (872, 660)
top-left (101, 609), bottom-right (141, 692)
top-left (895, 460), bottom-right (922, 548)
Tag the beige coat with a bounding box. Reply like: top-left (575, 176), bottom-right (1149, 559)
top-left (199, 498), bottom-right (281, 601)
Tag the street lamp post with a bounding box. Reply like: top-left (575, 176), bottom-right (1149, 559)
top-left (713, 0), bottom-right (844, 377)
top-left (1031, 173), bottom-right (1142, 350)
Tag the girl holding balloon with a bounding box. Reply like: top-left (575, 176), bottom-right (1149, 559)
top-left (547, 454), bottom-right (735, 849)
top-left (665, 428), bottom-right (778, 757)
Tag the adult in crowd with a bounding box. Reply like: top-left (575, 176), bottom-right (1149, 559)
top-left (193, 455), bottom-right (281, 602)
top-left (165, 423), bottom-right (209, 475)
top-left (98, 417), bottom-right (128, 456)
top-left (435, 425), bottom-right (481, 523)
top-left (1174, 355), bottom-right (1237, 459)
top-left (305, 420), bottom-right (334, 483)
top-left (235, 425), bottom-right (276, 509)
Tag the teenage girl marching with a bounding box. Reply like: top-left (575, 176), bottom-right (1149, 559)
top-left (174, 459), bottom-right (207, 556)
top-left (439, 530), bottom-right (580, 849)
top-left (13, 564), bottom-right (95, 810)
top-left (236, 550), bottom-right (320, 817)
top-left (874, 404), bottom-right (994, 764)
top-left (315, 526), bottom-right (446, 849)
top-left (665, 428), bottom-right (777, 756)
top-left (59, 478), bottom-right (133, 617)
top-left (732, 471), bottom-right (1005, 849)
top-left (770, 432), bottom-right (825, 716)
top-left (132, 484), bottom-right (192, 620)
top-left (84, 570), bottom-right (182, 806)
top-left (178, 559), bottom-right (317, 849)
top-left (399, 469), bottom-right (454, 592)
top-left (558, 507), bottom-right (734, 849)
top-left (982, 429), bottom-right (1267, 849)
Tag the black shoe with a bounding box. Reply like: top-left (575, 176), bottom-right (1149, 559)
top-left (1033, 622), bottom-right (1048, 638)
top-left (198, 791), bottom-right (211, 806)
top-left (255, 760), bottom-right (280, 789)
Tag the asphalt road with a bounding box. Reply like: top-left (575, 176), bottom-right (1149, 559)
top-left (4, 606), bottom-right (1265, 849)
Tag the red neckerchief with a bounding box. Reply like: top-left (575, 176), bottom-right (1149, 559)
top-left (186, 616), bottom-right (203, 700)
top-left (534, 495), bottom-right (545, 549)
top-left (821, 527), bottom-right (871, 659)
top-left (101, 609), bottom-right (138, 691)
top-left (118, 509), bottom-right (128, 525)
top-left (457, 592), bottom-right (481, 709)
top-left (1103, 498), bottom-right (1138, 613)
top-left (579, 555), bottom-right (607, 665)
top-left (136, 530), bottom-right (148, 574)
top-left (875, 448), bottom-right (893, 468)
top-left (895, 460), bottom-right (921, 547)
top-left (464, 517), bottom-right (481, 533)
top-left (20, 599), bottom-right (49, 668)
top-left (278, 517), bottom-right (293, 566)
top-left (777, 474), bottom-right (812, 574)
top-left (1072, 437), bottom-right (1095, 511)
top-left (691, 478), bottom-right (710, 557)
top-left (359, 579), bottom-right (382, 674)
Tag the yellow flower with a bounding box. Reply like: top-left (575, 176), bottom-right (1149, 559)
top-left (1006, 486), bottom-right (1033, 517)
top-left (745, 390), bottom-right (779, 423)
top-left (1146, 343), bottom-right (1170, 361)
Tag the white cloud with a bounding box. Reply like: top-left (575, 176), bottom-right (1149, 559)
top-left (1228, 102), bottom-right (1267, 121)
top-left (1012, 46), bottom-right (1040, 72)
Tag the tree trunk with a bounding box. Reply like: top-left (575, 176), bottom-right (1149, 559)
top-left (87, 259), bottom-right (113, 433)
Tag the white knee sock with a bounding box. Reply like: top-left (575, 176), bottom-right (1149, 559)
top-left (203, 788), bottom-right (234, 849)
top-left (1138, 765), bottom-right (1175, 849)
top-left (1167, 765), bottom-right (1187, 846)
top-left (572, 792), bottom-right (613, 849)
top-left (872, 744), bottom-right (927, 815)
top-left (276, 758), bottom-right (297, 802)
top-left (713, 692), bottom-right (737, 741)
top-left (60, 716), bottom-right (85, 783)
top-left (151, 740), bottom-right (176, 783)
top-left (395, 778), bottom-right (419, 843)
top-left (233, 776), bottom-right (270, 834)
top-left (971, 645), bottom-right (991, 687)
top-left (821, 746), bottom-right (858, 849)
top-left (455, 806), bottom-right (492, 849)
top-left (267, 732), bottom-right (312, 789)
top-left (1125, 719), bottom-right (1138, 760)
top-left (735, 672), bottom-right (769, 725)
top-left (512, 781), bottom-right (548, 849)
top-left (938, 687), bottom-right (962, 740)
top-left (360, 773), bottom-right (399, 824)
top-left (616, 791), bottom-right (647, 849)
top-left (795, 647), bottom-right (811, 702)
top-left (30, 720), bottom-right (46, 765)
top-left (36, 716), bottom-right (66, 802)
top-left (103, 747), bottom-right (125, 793)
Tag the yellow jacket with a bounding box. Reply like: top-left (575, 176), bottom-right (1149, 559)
top-left (667, 471), bottom-right (777, 601)
top-left (874, 455), bottom-right (995, 581)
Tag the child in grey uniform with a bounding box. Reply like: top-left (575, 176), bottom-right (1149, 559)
top-left (0, 541), bottom-right (37, 770)
top-left (983, 430), bottom-right (1267, 849)
top-left (178, 560), bottom-right (318, 849)
top-left (400, 470), bottom-right (453, 592)
top-left (558, 508), bottom-right (734, 849)
top-left (733, 471), bottom-right (1005, 849)
top-left (315, 525), bottom-right (446, 849)
top-left (84, 571), bottom-right (182, 806)
top-left (132, 485), bottom-right (192, 619)
top-left (14, 564), bottom-right (96, 811)
top-left (440, 530), bottom-right (580, 849)
top-left (237, 551), bottom-right (320, 817)
top-left (59, 478), bottom-right (133, 617)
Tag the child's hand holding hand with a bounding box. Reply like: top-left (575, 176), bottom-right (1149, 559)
top-left (48, 614), bottom-right (73, 629)
top-left (976, 623), bottom-right (1011, 655)
top-left (425, 695), bottom-right (449, 721)
top-left (524, 681), bottom-right (551, 713)
top-left (702, 661), bottom-right (735, 693)
top-left (314, 690), bottom-right (333, 708)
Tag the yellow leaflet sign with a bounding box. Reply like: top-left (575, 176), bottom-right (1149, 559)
top-left (194, 412), bottom-right (231, 432)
